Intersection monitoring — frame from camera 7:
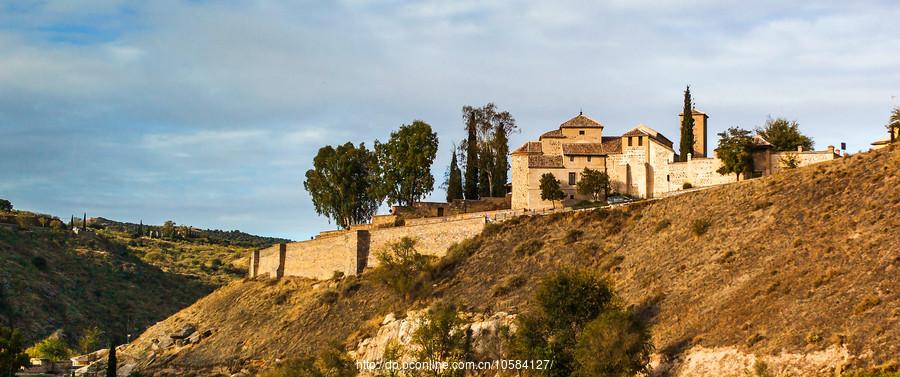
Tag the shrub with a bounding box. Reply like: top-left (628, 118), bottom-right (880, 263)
top-left (682, 182), bottom-right (693, 189)
top-left (508, 269), bottom-right (652, 377)
top-left (492, 275), bottom-right (526, 297)
top-left (411, 303), bottom-right (472, 374)
top-left (513, 239), bottom-right (544, 256)
top-left (690, 219), bottom-right (711, 237)
top-left (31, 256), bottom-right (48, 271)
top-left (432, 238), bottom-right (481, 277)
top-left (564, 229), bottom-right (584, 244)
top-left (0, 199), bottom-right (12, 211)
top-left (318, 289), bottom-right (339, 306)
top-left (373, 237), bottom-right (433, 300)
top-left (27, 333), bottom-right (73, 362)
top-left (482, 222), bottom-right (503, 237)
top-left (654, 219), bottom-right (671, 232)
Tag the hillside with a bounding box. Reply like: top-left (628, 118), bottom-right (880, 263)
top-left (0, 212), bottom-right (285, 348)
top-left (120, 147), bottom-right (898, 376)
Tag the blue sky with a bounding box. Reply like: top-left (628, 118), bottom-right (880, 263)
top-left (1, 1), bottom-right (898, 240)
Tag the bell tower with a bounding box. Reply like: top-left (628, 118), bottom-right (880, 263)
top-left (679, 109), bottom-right (708, 158)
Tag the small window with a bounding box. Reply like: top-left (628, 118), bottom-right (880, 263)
top-left (569, 195), bottom-right (575, 199)
top-left (587, 156), bottom-right (592, 162)
top-left (579, 130), bottom-right (585, 135)
top-left (568, 172), bottom-right (576, 185)
top-left (638, 136), bottom-right (643, 146)
top-left (569, 156), bottom-right (575, 162)
top-left (628, 137), bottom-right (633, 147)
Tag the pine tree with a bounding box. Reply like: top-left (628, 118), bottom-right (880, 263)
top-left (463, 109), bottom-right (479, 200)
top-left (679, 85), bottom-right (695, 162)
top-left (106, 341), bottom-right (117, 377)
top-left (446, 148), bottom-right (463, 202)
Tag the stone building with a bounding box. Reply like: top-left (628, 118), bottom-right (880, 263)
top-left (511, 110), bottom-right (841, 210)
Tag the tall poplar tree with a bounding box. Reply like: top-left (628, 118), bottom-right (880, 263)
top-left (679, 86), bottom-right (695, 161)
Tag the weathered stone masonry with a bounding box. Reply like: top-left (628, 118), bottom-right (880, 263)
top-left (250, 216), bottom-right (487, 280)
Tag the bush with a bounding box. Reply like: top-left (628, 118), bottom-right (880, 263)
top-left (654, 219), bottom-right (671, 232)
top-left (0, 199), bottom-right (12, 212)
top-left (682, 182), bottom-right (693, 189)
top-left (513, 239), bottom-right (544, 256)
top-left (318, 289), bottom-right (339, 306)
top-left (690, 219), bottom-right (711, 237)
top-left (431, 238), bottom-right (481, 278)
top-left (564, 229), bottom-right (584, 244)
top-left (32, 256), bottom-right (48, 271)
top-left (27, 333), bottom-right (73, 362)
top-left (411, 303), bottom-right (472, 374)
top-left (508, 269), bottom-right (652, 377)
top-left (373, 237), bottom-right (433, 300)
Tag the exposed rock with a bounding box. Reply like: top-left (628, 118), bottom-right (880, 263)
top-left (170, 324), bottom-right (197, 339)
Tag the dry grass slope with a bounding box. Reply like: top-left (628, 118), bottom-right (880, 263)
top-left (124, 147), bottom-right (899, 375)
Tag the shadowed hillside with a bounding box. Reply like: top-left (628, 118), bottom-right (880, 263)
top-left (121, 147), bottom-right (898, 375)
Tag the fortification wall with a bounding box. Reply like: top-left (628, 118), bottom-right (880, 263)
top-left (282, 231), bottom-right (363, 280)
top-left (366, 216), bottom-right (485, 267)
top-left (667, 158), bottom-right (738, 189)
top-left (770, 151), bottom-right (837, 174)
top-left (250, 216), bottom-right (486, 280)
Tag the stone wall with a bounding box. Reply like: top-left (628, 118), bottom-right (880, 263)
top-left (249, 216), bottom-right (486, 280)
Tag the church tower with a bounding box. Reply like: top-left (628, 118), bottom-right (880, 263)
top-left (679, 109), bottom-right (708, 158)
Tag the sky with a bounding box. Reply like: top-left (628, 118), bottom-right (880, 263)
top-left (1, 1), bottom-right (898, 240)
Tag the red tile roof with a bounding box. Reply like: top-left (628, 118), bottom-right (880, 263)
top-left (562, 143), bottom-right (605, 155)
top-left (527, 155), bottom-right (564, 168)
top-left (560, 113), bottom-right (603, 128)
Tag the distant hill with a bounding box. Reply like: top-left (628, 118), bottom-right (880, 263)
top-left (119, 147), bottom-right (898, 375)
top-left (0, 210), bottom-right (285, 349)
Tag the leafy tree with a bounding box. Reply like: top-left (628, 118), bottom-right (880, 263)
top-left (26, 333), bottom-right (72, 362)
top-left (445, 146), bottom-right (464, 202)
top-left (461, 103), bottom-right (517, 198)
top-left (539, 173), bottom-right (566, 208)
top-left (889, 107), bottom-right (900, 143)
top-left (411, 303), bottom-right (472, 377)
top-left (779, 153), bottom-right (801, 169)
top-left (463, 108), bottom-right (480, 200)
top-left (374, 237), bottom-right (433, 300)
top-left (304, 142), bottom-right (381, 229)
top-left (106, 342), bottom-right (116, 377)
top-left (679, 85), bottom-right (695, 162)
top-left (573, 311), bottom-right (652, 377)
top-left (375, 121), bottom-right (439, 207)
top-left (576, 168), bottom-right (611, 201)
top-left (755, 117), bottom-right (814, 152)
top-left (716, 127), bottom-right (755, 179)
top-left (78, 326), bottom-right (104, 355)
top-left (161, 221), bottom-right (176, 240)
top-left (509, 269), bottom-right (652, 377)
top-left (0, 199), bottom-right (11, 212)
top-left (0, 327), bottom-right (29, 377)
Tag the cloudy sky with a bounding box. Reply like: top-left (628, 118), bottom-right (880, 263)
top-left (1, 1), bottom-right (898, 240)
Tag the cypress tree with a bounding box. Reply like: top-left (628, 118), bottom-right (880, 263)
top-left (491, 121), bottom-right (510, 197)
top-left (446, 148), bottom-right (463, 202)
top-left (139, 220), bottom-right (144, 237)
top-left (463, 109), bottom-right (479, 200)
top-left (106, 341), bottom-right (117, 377)
top-left (69, 215), bottom-right (74, 229)
top-left (679, 85), bottom-right (695, 162)
top-left (82, 213), bottom-right (87, 231)
top-left (478, 142), bottom-right (493, 198)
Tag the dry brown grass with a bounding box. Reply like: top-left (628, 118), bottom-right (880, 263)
top-left (125, 147), bottom-right (900, 375)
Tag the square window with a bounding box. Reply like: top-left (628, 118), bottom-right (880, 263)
top-left (568, 172), bottom-right (576, 185)
top-left (579, 130), bottom-right (585, 135)
top-left (570, 156), bottom-right (575, 162)
top-left (587, 156), bottom-right (592, 162)
top-left (570, 195), bottom-right (575, 199)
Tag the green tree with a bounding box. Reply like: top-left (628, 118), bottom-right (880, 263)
top-left (78, 326), bottom-right (104, 355)
top-left (374, 237), bottom-right (432, 300)
top-left (576, 168), bottom-right (610, 201)
top-left (679, 85), bottom-right (695, 162)
top-left (375, 121), bottom-right (439, 207)
top-left (446, 147), bottom-right (464, 202)
top-left (0, 199), bottom-right (11, 212)
top-left (0, 327), bottom-right (29, 377)
top-left (491, 115), bottom-right (512, 197)
top-left (411, 303), bottom-right (472, 377)
top-left (508, 269), bottom-right (616, 377)
top-left (161, 220), bottom-right (176, 240)
top-left (106, 342), bottom-right (116, 377)
top-left (573, 311), bottom-right (652, 377)
top-left (26, 333), bottom-right (72, 362)
top-left (304, 142), bottom-right (382, 229)
top-left (889, 107), bottom-right (900, 143)
top-left (716, 127), bottom-right (755, 179)
top-left (463, 108), bottom-right (480, 200)
top-left (539, 173), bottom-right (566, 208)
top-left (755, 117), bottom-right (814, 152)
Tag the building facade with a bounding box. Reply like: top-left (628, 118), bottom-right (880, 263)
top-left (511, 110), bottom-right (840, 210)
